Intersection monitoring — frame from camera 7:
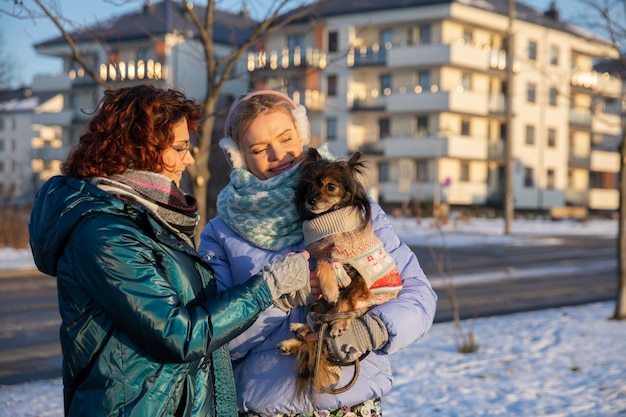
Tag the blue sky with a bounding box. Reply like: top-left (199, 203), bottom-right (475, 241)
top-left (1, 0), bottom-right (582, 88)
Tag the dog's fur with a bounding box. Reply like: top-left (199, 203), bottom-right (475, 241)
top-left (277, 148), bottom-right (398, 398)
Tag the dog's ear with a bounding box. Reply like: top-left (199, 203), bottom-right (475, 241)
top-left (307, 147), bottom-right (322, 162)
top-left (347, 152), bottom-right (365, 174)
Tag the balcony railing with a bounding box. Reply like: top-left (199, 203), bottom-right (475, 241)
top-left (247, 47), bottom-right (327, 71)
top-left (69, 59), bottom-right (168, 84)
top-left (569, 109), bottom-right (592, 127)
top-left (348, 44), bottom-right (388, 67)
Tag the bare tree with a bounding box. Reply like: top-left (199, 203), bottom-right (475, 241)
top-left (0, 32), bottom-right (16, 89)
top-left (4, 0), bottom-right (317, 235)
top-left (570, 0), bottom-right (626, 320)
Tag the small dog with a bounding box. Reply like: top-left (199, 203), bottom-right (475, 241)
top-left (277, 148), bottom-right (402, 398)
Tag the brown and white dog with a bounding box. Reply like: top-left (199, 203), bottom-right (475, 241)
top-left (277, 148), bottom-right (402, 398)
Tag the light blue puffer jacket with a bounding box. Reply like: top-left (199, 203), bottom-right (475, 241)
top-left (199, 200), bottom-right (437, 414)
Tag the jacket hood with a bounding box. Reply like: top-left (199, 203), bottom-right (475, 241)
top-left (29, 176), bottom-right (125, 276)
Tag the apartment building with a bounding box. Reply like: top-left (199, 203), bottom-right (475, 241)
top-left (31, 0), bottom-right (254, 190)
top-left (248, 0), bottom-right (621, 215)
top-left (0, 87), bottom-right (62, 200)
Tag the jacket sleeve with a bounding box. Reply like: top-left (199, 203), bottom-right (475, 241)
top-left (367, 201), bottom-right (438, 354)
top-left (198, 219), bottom-right (291, 360)
top-left (63, 214), bottom-right (274, 363)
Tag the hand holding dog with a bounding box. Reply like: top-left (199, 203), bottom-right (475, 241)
top-left (305, 314), bottom-right (389, 363)
top-left (262, 251), bottom-right (312, 303)
top-left (272, 253), bottom-right (322, 311)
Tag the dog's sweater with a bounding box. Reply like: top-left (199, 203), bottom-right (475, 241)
top-left (303, 206), bottom-right (403, 307)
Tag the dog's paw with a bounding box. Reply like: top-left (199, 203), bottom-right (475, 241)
top-left (277, 339), bottom-right (302, 356)
top-left (340, 344), bottom-right (362, 363)
top-left (289, 322), bottom-right (312, 340)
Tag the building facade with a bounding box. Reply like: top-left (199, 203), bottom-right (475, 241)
top-left (30, 0), bottom-right (253, 191)
top-left (0, 87), bottom-right (62, 201)
top-left (248, 0), bottom-right (621, 215)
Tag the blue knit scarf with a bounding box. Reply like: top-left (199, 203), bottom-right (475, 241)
top-left (217, 145), bottom-right (334, 251)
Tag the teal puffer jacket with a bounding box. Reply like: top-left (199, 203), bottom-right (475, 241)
top-left (29, 176), bottom-right (273, 417)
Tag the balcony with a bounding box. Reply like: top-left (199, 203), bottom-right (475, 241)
top-left (348, 45), bottom-right (387, 67)
top-left (565, 189), bottom-right (589, 206)
top-left (387, 41), bottom-right (507, 71)
top-left (589, 188), bottom-right (619, 210)
top-left (568, 153), bottom-right (590, 168)
top-left (569, 109), bottom-right (591, 127)
top-left (590, 149), bottom-right (620, 172)
top-left (591, 112), bottom-right (621, 136)
top-left (487, 141), bottom-right (505, 162)
top-left (33, 109), bottom-right (73, 126)
top-left (387, 89), bottom-right (490, 115)
top-left (31, 146), bottom-right (68, 161)
top-left (247, 47), bottom-right (327, 71)
top-left (289, 90), bottom-right (325, 111)
top-left (69, 59), bottom-right (168, 84)
top-left (381, 135), bottom-right (487, 159)
top-left (571, 69), bottom-right (622, 96)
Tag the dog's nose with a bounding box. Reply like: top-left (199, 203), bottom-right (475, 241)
top-left (308, 196), bottom-right (317, 205)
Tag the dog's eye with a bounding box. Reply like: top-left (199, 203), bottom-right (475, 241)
top-left (326, 183), bottom-right (337, 192)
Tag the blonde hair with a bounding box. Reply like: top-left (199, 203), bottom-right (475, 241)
top-left (220, 90), bottom-right (310, 170)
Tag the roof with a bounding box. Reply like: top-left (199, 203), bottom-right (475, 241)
top-left (35, 0), bottom-right (256, 50)
top-left (0, 87), bottom-right (57, 112)
top-left (280, 0), bottom-right (605, 41)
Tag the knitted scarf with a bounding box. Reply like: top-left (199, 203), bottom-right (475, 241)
top-left (94, 170), bottom-right (199, 247)
top-left (217, 145), bottom-right (334, 251)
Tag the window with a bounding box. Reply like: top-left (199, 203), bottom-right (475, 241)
top-left (461, 73), bottom-right (471, 91)
top-left (463, 29), bottom-right (473, 44)
top-left (549, 45), bottom-right (559, 65)
top-left (327, 74), bottom-right (338, 97)
top-left (526, 125), bottom-right (535, 145)
top-left (288, 34), bottom-right (305, 65)
top-left (328, 31), bottom-right (338, 53)
top-left (548, 128), bottom-right (557, 147)
top-left (326, 117), bottom-right (337, 141)
top-left (417, 116), bottom-right (429, 136)
top-left (416, 160), bottom-right (428, 181)
top-left (379, 118), bottom-right (390, 139)
top-left (549, 87), bottom-right (558, 106)
top-left (380, 74), bottom-right (392, 95)
top-left (419, 25), bottom-right (431, 44)
top-left (460, 162), bottom-right (470, 182)
top-left (379, 162), bottom-right (390, 182)
top-left (524, 167), bottom-right (534, 187)
top-left (528, 40), bottom-right (537, 60)
top-left (590, 172), bottom-right (603, 189)
top-left (547, 169), bottom-right (555, 189)
top-left (108, 49), bottom-right (121, 64)
top-left (417, 71), bottom-right (430, 90)
top-left (527, 83), bottom-right (536, 103)
top-left (461, 119), bottom-right (471, 136)
top-left (0, 118), bottom-right (4, 131)
top-left (0, 139), bottom-right (4, 152)
top-left (380, 29), bottom-right (393, 49)
top-left (137, 47), bottom-right (150, 62)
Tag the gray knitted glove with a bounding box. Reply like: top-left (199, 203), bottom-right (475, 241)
top-left (325, 314), bottom-right (389, 363)
top-left (260, 252), bottom-right (310, 301)
top-left (273, 285), bottom-right (316, 311)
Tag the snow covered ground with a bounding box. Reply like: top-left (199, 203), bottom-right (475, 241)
top-left (1, 216), bottom-right (625, 416)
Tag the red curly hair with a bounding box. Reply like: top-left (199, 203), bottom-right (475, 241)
top-left (62, 84), bottom-right (202, 178)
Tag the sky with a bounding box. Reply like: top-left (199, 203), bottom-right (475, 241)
top-left (1, 215), bottom-right (625, 416)
top-left (0, 0), bottom-right (584, 89)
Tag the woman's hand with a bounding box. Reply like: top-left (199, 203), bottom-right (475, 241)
top-left (309, 269), bottom-right (322, 300)
top-left (272, 251), bottom-right (317, 311)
